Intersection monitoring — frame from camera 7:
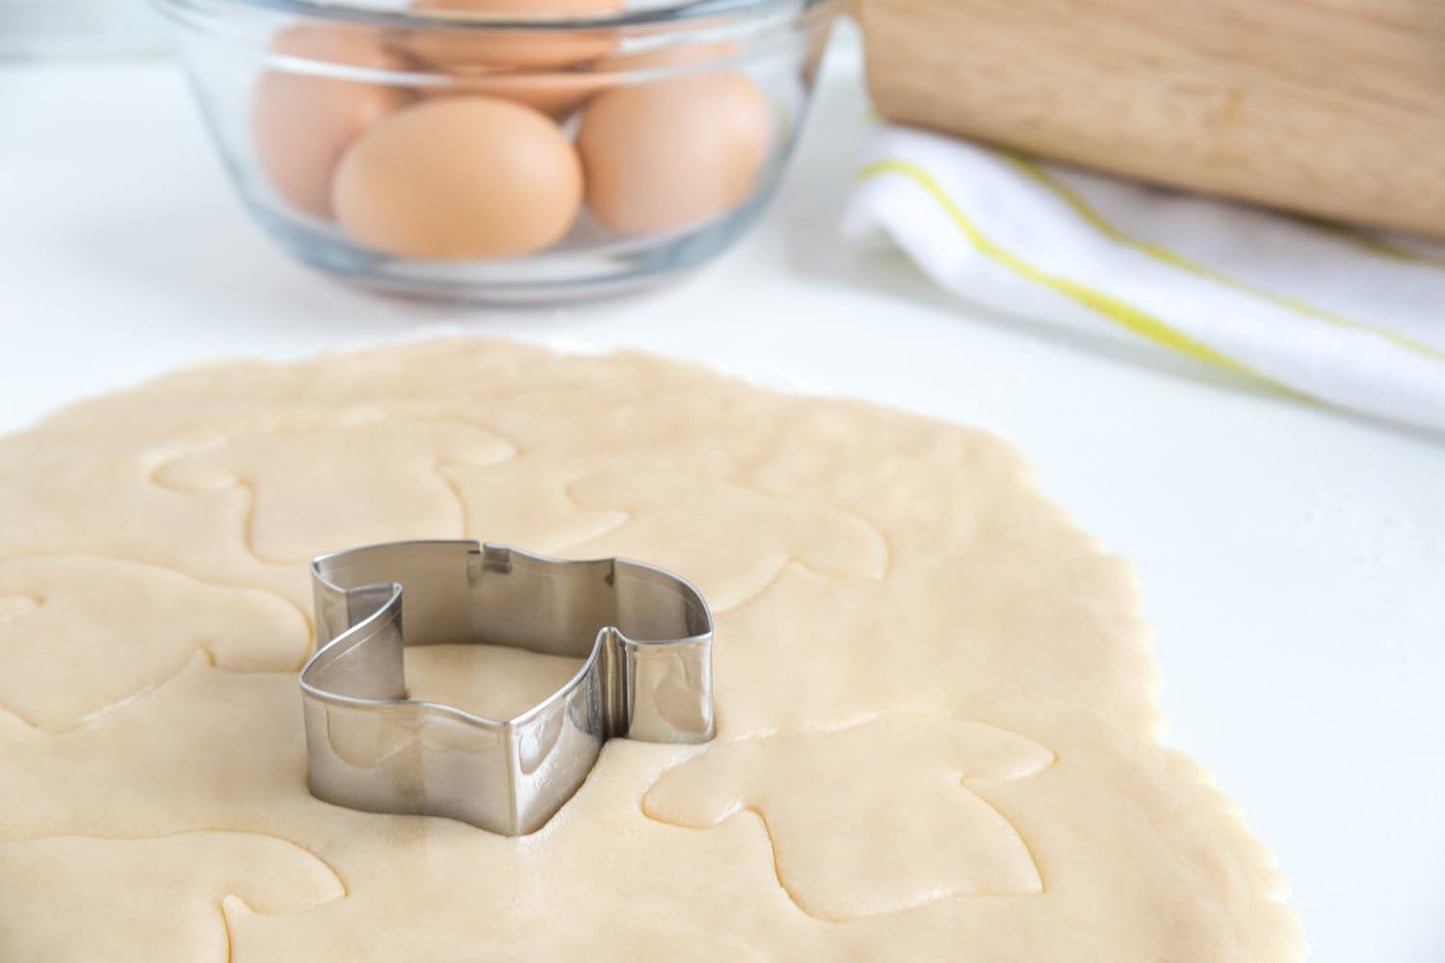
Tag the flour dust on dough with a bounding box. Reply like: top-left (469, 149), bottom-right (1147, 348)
top-left (0, 339), bottom-right (1304, 961)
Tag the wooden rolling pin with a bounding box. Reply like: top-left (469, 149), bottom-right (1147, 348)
top-left (858, 0), bottom-right (1445, 238)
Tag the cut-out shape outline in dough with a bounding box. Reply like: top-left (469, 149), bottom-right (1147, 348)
top-left (565, 472), bottom-right (893, 613)
top-left (642, 714), bottom-right (1055, 921)
top-left (0, 830), bottom-right (347, 961)
top-left (148, 414), bottom-right (519, 565)
top-left (0, 554), bottom-right (310, 733)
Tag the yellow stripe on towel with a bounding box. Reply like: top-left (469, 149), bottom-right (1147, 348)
top-left (1005, 155), bottom-right (1445, 363)
top-left (857, 158), bottom-right (1262, 377)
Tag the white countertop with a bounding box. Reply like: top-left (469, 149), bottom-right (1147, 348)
top-left (2, 26), bottom-right (1442, 961)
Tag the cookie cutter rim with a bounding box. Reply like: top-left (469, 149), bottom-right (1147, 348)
top-left (299, 539), bottom-right (714, 836)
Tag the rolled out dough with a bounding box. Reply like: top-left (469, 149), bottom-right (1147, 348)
top-left (0, 339), bottom-right (1303, 961)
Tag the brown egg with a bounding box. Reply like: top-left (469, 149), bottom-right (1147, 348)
top-left (414, 38), bottom-right (741, 122)
top-left (400, 0), bottom-right (624, 71)
top-left (251, 24), bottom-right (415, 219)
top-left (576, 71), bottom-right (773, 235)
top-left (332, 96), bottom-right (583, 260)
top-left (419, 69), bottom-right (613, 118)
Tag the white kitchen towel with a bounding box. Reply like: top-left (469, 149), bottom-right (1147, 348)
top-left (842, 125), bottom-right (1445, 433)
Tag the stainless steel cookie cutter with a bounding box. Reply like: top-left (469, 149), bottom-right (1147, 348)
top-left (299, 540), bottom-right (714, 836)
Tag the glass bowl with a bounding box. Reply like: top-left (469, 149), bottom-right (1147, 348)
top-left (153, 0), bottom-right (839, 303)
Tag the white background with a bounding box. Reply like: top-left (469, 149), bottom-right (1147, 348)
top-left (2, 24), bottom-right (1442, 962)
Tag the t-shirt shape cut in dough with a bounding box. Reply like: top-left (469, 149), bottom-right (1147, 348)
top-left (0, 339), bottom-right (1304, 961)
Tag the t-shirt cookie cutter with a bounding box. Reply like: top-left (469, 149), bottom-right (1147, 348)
top-left (299, 539), bottom-right (715, 836)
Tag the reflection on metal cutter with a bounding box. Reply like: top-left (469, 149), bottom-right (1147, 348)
top-left (299, 539), bottom-right (714, 836)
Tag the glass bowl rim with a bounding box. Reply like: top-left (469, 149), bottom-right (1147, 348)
top-left (153, 0), bottom-right (836, 32)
